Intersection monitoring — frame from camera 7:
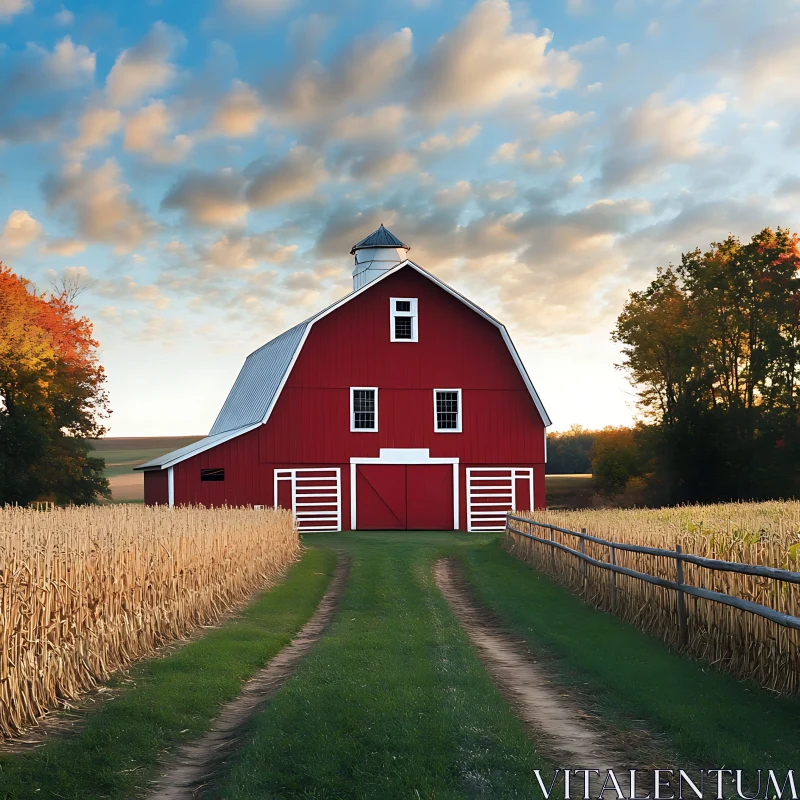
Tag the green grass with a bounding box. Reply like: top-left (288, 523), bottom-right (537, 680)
top-left (0, 548), bottom-right (336, 800)
top-left (209, 532), bottom-right (549, 800)
top-left (463, 540), bottom-right (800, 771)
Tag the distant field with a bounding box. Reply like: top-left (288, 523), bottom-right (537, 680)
top-left (90, 436), bottom-right (203, 502)
top-left (544, 473), bottom-right (594, 509)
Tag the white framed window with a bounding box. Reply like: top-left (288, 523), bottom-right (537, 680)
top-left (350, 387), bottom-right (378, 432)
top-left (390, 298), bottom-right (418, 342)
top-left (434, 388), bottom-right (462, 433)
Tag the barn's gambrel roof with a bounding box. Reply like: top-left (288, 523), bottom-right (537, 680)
top-left (137, 261), bottom-right (551, 471)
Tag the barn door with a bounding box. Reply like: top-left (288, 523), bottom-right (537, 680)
top-left (355, 465), bottom-right (407, 529)
top-left (406, 465), bottom-right (453, 530)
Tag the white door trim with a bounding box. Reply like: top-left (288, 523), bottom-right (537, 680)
top-left (350, 448), bottom-right (459, 530)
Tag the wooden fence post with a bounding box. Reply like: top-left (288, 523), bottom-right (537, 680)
top-left (549, 526), bottom-right (556, 572)
top-left (609, 543), bottom-right (617, 611)
top-left (580, 529), bottom-right (587, 591)
top-left (675, 544), bottom-right (688, 647)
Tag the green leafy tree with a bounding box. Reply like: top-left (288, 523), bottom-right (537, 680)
top-left (613, 228), bottom-right (800, 503)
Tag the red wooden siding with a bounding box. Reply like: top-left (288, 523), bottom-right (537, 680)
top-left (143, 470), bottom-right (168, 505)
top-left (163, 265), bottom-right (548, 527)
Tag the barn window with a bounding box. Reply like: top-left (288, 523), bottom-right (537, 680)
top-left (434, 389), bottom-right (462, 433)
top-left (390, 298), bottom-right (418, 342)
top-left (350, 387), bottom-right (378, 432)
top-left (201, 468), bottom-right (225, 481)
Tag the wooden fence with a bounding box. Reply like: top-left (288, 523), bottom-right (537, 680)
top-left (505, 514), bottom-right (800, 695)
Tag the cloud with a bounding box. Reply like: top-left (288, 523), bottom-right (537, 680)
top-left (41, 237), bottom-right (87, 256)
top-left (418, 123), bottom-right (481, 154)
top-left (735, 23), bottom-right (800, 105)
top-left (42, 159), bottom-right (157, 252)
top-left (194, 232), bottom-right (298, 271)
top-left (567, 0), bottom-right (591, 14)
top-left (414, 0), bottom-right (578, 118)
top-left (263, 28), bottom-right (412, 126)
top-left (600, 92), bottom-right (727, 189)
top-left (0, 0), bottom-right (31, 23)
top-left (54, 6), bottom-right (74, 25)
top-left (330, 105), bottom-right (408, 141)
top-left (14, 37), bottom-right (96, 90)
top-left (220, 0), bottom-right (297, 19)
top-left (123, 101), bottom-right (192, 163)
top-left (95, 275), bottom-right (171, 310)
top-left (161, 169), bottom-right (248, 226)
top-left (106, 22), bottom-right (185, 106)
top-left (208, 80), bottom-right (265, 137)
top-left (246, 145), bottom-right (328, 207)
top-left (1, 209), bottom-right (43, 249)
top-left (63, 106), bottom-right (122, 159)
top-left (531, 110), bottom-right (594, 139)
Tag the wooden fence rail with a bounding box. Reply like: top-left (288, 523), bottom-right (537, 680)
top-left (505, 514), bottom-right (800, 694)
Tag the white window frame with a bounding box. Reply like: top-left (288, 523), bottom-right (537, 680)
top-left (350, 387), bottom-right (378, 432)
top-left (390, 297), bottom-right (418, 342)
top-left (433, 388), bottom-right (462, 433)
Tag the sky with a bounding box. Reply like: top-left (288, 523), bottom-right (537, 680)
top-left (2, 0), bottom-right (800, 437)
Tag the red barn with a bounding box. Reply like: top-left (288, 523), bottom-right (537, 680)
top-left (137, 226), bottom-right (551, 531)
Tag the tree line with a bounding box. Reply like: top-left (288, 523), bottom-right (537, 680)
top-left (550, 227), bottom-right (800, 506)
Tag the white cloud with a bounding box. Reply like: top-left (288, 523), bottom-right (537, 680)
top-left (220, 0), bottom-right (296, 18)
top-left (531, 110), bottom-right (594, 139)
top-left (0, 0), bottom-right (31, 23)
top-left (415, 0), bottom-right (579, 117)
top-left (567, 0), bottom-right (591, 15)
top-left (64, 106), bottom-right (122, 159)
top-left (161, 169), bottom-right (248, 226)
top-left (54, 6), bottom-right (74, 25)
top-left (41, 237), bottom-right (87, 256)
top-left (124, 101), bottom-right (192, 163)
top-left (246, 145), bottom-right (328, 207)
top-left (418, 123), bottom-right (481, 154)
top-left (1, 210), bottom-right (43, 249)
top-left (601, 92), bottom-right (727, 188)
top-left (331, 105), bottom-right (408, 141)
top-left (43, 159), bottom-right (157, 252)
top-left (264, 28), bottom-right (412, 125)
top-left (32, 37), bottom-right (95, 85)
top-left (106, 22), bottom-right (185, 107)
top-left (208, 81), bottom-right (265, 138)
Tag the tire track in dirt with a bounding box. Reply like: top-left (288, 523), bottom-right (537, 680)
top-left (148, 552), bottom-right (350, 800)
top-left (434, 557), bottom-right (638, 795)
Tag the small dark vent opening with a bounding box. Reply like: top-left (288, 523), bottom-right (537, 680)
top-left (201, 468), bottom-right (225, 482)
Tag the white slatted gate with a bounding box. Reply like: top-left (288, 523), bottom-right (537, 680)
top-left (466, 467), bottom-right (533, 532)
top-left (273, 468), bottom-right (341, 532)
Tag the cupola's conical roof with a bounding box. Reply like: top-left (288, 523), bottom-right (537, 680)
top-left (350, 224), bottom-right (409, 255)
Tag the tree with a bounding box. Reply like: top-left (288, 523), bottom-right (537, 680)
top-left (613, 228), bottom-right (800, 503)
top-left (0, 263), bottom-right (110, 505)
top-left (546, 425), bottom-right (597, 474)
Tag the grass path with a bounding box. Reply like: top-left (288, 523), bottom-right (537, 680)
top-left (208, 533), bottom-right (548, 800)
top-left (0, 548), bottom-right (336, 800)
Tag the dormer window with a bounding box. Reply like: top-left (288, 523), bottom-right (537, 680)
top-left (390, 298), bottom-right (418, 342)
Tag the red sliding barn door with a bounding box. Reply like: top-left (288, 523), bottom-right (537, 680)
top-left (356, 465), bottom-right (407, 529)
top-left (355, 464), bottom-right (454, 530)
top-left (406, 465), bottom-right (453, 530)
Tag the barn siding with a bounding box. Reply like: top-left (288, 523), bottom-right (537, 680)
top-left (167, 267), bottom-right (547, 526)
top-left (143, 470), bottom-right (169, 505)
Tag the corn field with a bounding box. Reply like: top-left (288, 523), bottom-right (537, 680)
top-left (0, 504), bottom-right (299, 738)
top-left (507, 502), bottom-right (800, 695)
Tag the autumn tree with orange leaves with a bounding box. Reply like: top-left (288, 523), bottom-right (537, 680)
top-left (0, 263), bottom-right (110, 504)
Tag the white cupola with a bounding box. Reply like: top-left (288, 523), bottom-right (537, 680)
top-left (351, 224), bottom-right (410, 290)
